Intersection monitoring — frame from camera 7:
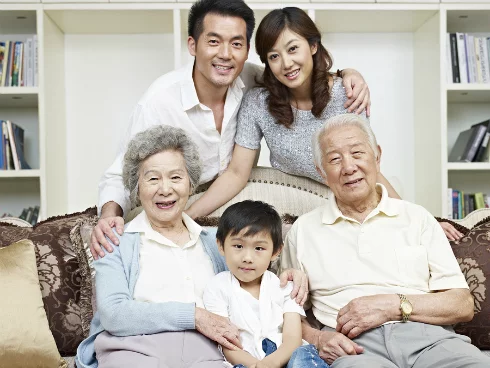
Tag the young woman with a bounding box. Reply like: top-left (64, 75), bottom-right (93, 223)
top-left (186, 7), bottom-right (462, 241)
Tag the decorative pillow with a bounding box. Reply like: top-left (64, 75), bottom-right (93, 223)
top-left (30, 207), bottom-right (97, 355)
top-left (451, 219), bottom-right (490, 349)
top-left (0, 239), bottom-right (67, 368)
top-left (0, 222), bottom-right (31, 247)
top-left (70, 215), bottom-right (99, 338)
top-left (0, 206), bottom-right (98, 356)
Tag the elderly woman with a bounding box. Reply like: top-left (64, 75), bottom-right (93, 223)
top-left (76, 125), bottom-right (306, 368)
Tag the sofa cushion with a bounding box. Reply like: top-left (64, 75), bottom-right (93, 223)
top-left (0, 239), bottom-right (67, 368)
top-left (451, 219), bottom-right (490, 349)
top-left (0, 206), bottom-right (98, 356)
top-left (70, 215), bottom-right (99, 339)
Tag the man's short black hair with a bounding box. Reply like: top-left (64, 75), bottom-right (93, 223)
top-left (216, 200), bottom-right (283, 254)
top-left (188, 0), bottom-right (255, 46)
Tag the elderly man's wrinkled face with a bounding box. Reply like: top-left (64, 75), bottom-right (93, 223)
top-left (138, 150), bottom-right (191, 227)
top-left (318, 125), bottom-right (380, 205)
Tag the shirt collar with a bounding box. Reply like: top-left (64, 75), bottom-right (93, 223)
top-left (180, 61), bottom-right (245, 112)
top-left (125, 209), bottom-right (205, 246)
top-left (322, 183), bottom-right (399, 225)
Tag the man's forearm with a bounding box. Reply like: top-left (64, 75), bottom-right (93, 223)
top-left (407, 289), bottom-right (473, 325)
top-left (301, 319), bottom-right (320, 347)
top-left (101, 201), bottom-right (124, 219)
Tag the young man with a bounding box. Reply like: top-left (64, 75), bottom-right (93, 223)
top-left (204, 200), bottom-right (329, 368)
top-left (91, 0), bottom-right (371, 258)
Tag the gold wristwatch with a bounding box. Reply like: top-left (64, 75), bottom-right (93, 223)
top-left (397, 294), bottom-right (413, 322)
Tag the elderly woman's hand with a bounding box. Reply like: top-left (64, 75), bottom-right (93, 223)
top-left (195, 308), bottom-right (242, 351)
top-left (279, 268), bottom-right (309, 306)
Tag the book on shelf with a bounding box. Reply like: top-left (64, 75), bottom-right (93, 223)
top-left (449, 189), bottom-right (490, 220)
top-left (19, 205), bottom-right (40, 225)
top-left (472, 119), bottom-right (490, 162)
top-left (0, 37), bottom-right (37, 87)
top-left (448, 32), bottom-right (490, 84)
top-left (0, 120), bottom-right (31, 170)
top-left (448, 123), bottom-right (487, 162)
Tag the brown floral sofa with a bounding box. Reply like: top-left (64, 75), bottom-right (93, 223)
top-left (1, 167), bottom-right (489, 366)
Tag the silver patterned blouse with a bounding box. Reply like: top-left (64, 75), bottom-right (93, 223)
top-left (235, 77), bottom-right (365, 183)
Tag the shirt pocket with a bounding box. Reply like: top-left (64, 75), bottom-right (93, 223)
top-left (394, 246), bottom-right (430, 287)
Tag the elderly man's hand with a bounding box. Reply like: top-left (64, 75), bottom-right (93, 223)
top-left (316, 330), bottom-right (364, 365)
top-left (341, 69), bottom-right (371, 117)
top-left (195, 308), bottom-right (242, 351)
top-left (336, 294), bottom-right (399, 339)
top-left (90, 216), bottom-right (125, 260)
top-left (279, 268), bottom-right (308, 306)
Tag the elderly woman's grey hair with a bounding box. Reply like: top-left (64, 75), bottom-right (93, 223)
top-left (312, 113), bottom-right (378, 176)
top-left (123, 125), bottom-right (203, 209)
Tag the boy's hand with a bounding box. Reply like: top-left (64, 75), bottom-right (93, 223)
top-left (195, 308), bottom-right (242, 351)
top-left (279, 268), bottom-right (308, 306)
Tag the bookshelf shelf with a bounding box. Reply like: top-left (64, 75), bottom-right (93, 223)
top-left (447, 86), bottom-right (490, 103)
top-left (0, 169), bottom-right (40, 178)
top-left (0, 88), bottom-right (39, 107)
top-left (447, 163), bottom-right (490, 171)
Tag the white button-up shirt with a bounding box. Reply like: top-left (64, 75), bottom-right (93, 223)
top-left (98, 62), bottom-right (262, 216)
top-left (281, 184), bottom-right (469, 329)
top-left (203, 270), bottom-right (305, 360)
top-left (129, 211), bottom-right (215, 308)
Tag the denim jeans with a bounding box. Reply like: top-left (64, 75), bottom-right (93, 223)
top-left (233, 338), bottom-right (329, 368)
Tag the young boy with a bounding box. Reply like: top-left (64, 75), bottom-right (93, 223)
top-left (203, 200), bottom-right (329, 368)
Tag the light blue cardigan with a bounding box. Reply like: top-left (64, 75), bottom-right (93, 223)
top-left (75, 226), bottom-right (227, 368)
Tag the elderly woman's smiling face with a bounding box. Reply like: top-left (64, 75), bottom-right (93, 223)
top-left (138, 149), bottom-right (191, 227)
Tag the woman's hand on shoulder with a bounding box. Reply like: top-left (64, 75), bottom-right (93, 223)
top-left (439, 221), bottom-right (464, 241)
top-left (195, 307), bottom-right (242, 351)
top-left (340, 69), bottom-right (371, 117)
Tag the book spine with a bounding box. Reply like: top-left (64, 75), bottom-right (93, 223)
top-left (0, 121), bottom-right (3, 170)
top-left (450, 33), bottom-right (460, 83)
top-left (6, 121), bottom-right (20, 170)
top-left (447, 188), bottom-right (453, 219)
top-left (463, 193), bottom-right (470, 217)
top-left (452, 190), bottom-right (459, 219)
top-left (0, 42), bottom-right (5, 87)
top-left (456, 33), bottom-right (468, 83)
top-left (458, 191), bottom-right (463, 219)
top-left (474, 37), bottom-right (483, 83)
top-left (26, 38), bottom-right (33, 87)
top-left (11, 42), bottom-right (20, 87)
top-left (33, 35), bottom-right (38, 87)
top-left (446, 34), bottom-right (453, 84)
top-left (463, 125), bottom-right (487, 162)
top-left (467, 35), bottom-right (477, 83)
top-left (481, 37), bottom-right (490, 84)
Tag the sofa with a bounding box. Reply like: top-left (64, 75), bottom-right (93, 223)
top-left (1, 167), bottom-right (489, 367)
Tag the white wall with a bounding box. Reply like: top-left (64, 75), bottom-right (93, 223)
top-left (65, 34), bottom-right (173, 212)
top-left (64, 31), bottom-right (415, 212)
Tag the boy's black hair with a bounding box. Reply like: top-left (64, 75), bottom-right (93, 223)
top-left (216, 200), bottom-right (283, 254)
top-left (188, 0), bottom-right (255, 46)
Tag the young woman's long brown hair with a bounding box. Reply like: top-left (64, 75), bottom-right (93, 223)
top-left (255, 7), bottom-right (334, 128)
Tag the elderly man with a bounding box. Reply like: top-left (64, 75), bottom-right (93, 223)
top-left (280, 114), bottom-right (490, 368)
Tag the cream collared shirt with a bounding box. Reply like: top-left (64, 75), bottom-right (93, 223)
top-left (98, 62), bottom-right (262, 216)
top-left (128, 211), bottom-right (215, 308)
top-left (281, 184), bottom-right (469, 329)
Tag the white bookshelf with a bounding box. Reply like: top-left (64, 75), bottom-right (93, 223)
top-left (442, 3), bottom-right (490, 219)
top-left (0, 1), bottom-right (488, 219)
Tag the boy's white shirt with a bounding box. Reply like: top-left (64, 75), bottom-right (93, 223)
top-left (203, 270), bottom-right (306, 360)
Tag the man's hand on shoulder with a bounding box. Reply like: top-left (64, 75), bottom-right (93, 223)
top-left (316, 330), bottom-right (364, 365)
top-left (336, 294), bottom-right (399, 339)
top-left (90, 202), bottom-right (125, 260)
top-left (340, 68), bottom-right (371, 117)
top-left (279, 268), bottom-right (308, 306)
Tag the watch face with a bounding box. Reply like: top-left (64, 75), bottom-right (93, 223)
top-left (401, 301), bottom-right (413, 314)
